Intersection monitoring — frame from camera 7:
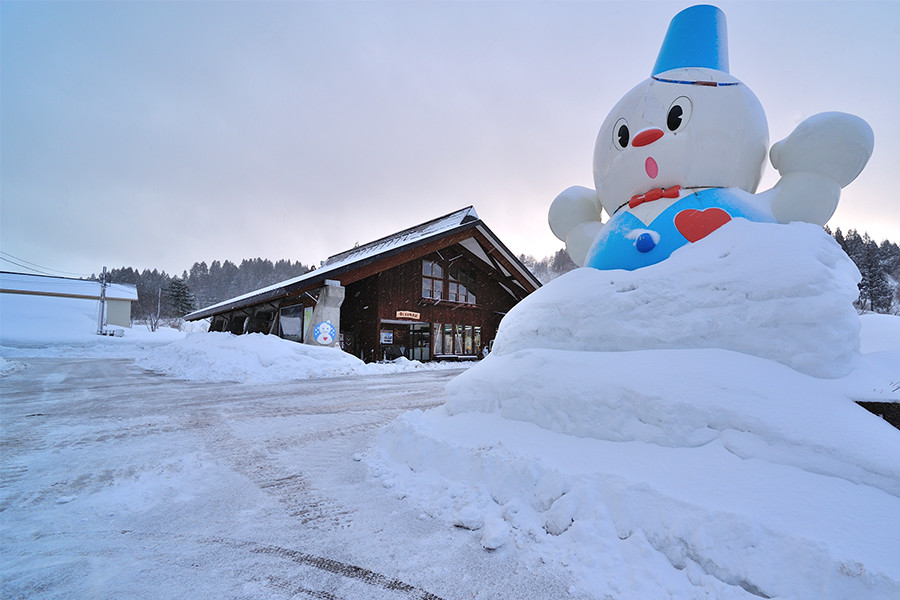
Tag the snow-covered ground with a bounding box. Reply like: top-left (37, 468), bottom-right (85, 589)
top-left (2, 221), bottom-right (899, 599)
top-left (2, 359), bottom-right (567, 599)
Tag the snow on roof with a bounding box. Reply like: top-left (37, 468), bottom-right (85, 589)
top-left (186, 206), bottom-right (497, 320)
top-left (323, 206), bottom-right (479, 268)
top-left (0, 271), bottom-right (139, 302)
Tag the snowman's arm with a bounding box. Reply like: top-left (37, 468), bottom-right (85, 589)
top-left (549, 186), bottom-right (603, 267)
top-left (766, 112), bottom-right (874, 225)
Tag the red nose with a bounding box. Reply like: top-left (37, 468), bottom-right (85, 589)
top-left (631, 128), bottom-right (664, 147)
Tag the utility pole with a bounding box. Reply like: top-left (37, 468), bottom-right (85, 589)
top-left (97, 266), bottom-right (108, 335)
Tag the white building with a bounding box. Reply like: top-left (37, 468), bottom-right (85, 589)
top-left (0, 271), bottom-right (138, 329)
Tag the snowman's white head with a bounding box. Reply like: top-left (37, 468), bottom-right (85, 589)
top-left (593, 5), bottom-right (768, 217)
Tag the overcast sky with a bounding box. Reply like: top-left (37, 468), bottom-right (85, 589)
top-left (2, 1), bottom-right (898, 278)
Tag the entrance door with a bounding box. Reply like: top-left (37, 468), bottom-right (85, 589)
top-left (409, 324), bottom-right (431, 361)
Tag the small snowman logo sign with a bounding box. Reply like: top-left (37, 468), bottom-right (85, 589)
top-left (313, 321), bottom-right (336, 345)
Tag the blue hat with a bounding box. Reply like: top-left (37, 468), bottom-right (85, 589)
top-left (652, 5), bottom-right (729, 76)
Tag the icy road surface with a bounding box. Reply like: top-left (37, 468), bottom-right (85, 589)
top-left (1, 358), bottom-right (578, 599)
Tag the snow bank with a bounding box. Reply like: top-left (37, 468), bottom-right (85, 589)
top-left (373, 400), bottom-right (900, 599)
top-left (370, 222), bottom-right (900, 599)
top-left (493, 220), bottom-right (861, 378)
top-left (133, 332), bottom-right (469, 383)
top-left (860, 312), bottom-right (900, 353)
top-left (0, 356), bottom-right (25, 377)
top-left (134, 332), bottom-right (364, 382)
top-left (445, 348), bottom-right (900, 494)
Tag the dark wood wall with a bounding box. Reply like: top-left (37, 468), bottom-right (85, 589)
top-left (340, 246), bottom-right (518, 361)
top-left (342, 274), bottom-right (381, 361)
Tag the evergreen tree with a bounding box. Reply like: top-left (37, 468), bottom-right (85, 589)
top-left (879, 240), bottom-right (900, 279)
top-left (549, 248), bottom-right (578, 276)
top-left (166, 277), bottom-right (196, 317)
top-left (860, 238), bottom-right (893, 312)
top-left (832, 227), bottom-right (846, 252)
top-left (187, 261), bottom-right (210, 307)
top-left (519, 254), bottom-right (550, 283)
top-left (843, 229), bottom-right (865, 266)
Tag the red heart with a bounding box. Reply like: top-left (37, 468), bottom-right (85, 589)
top-left (674, 208), bottom-right (732, 243)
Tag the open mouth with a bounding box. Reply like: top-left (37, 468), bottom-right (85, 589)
top-left (645, 157), bottom-right (659, 179)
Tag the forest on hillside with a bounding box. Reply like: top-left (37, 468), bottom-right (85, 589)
top-left (103, 229), bottom-right (900, 329)
top-left (104, 259), bottom-right (311, 328)
top-left (827, 227), bottom-right (900, 313)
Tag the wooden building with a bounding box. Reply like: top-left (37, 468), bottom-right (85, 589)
top-left (184, 207), bottom-right (540, 362)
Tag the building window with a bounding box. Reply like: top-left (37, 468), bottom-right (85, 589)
top-left (422, 260), bottom-right (443, 299)
top-left (423, 260), bottom-right (476, 305)
top-left (433, 322), bottom-right (479, 356)
top-left (433, 322), bottom-right (444, 355)
top-left (464, 325), bottom-right (473, 354)
top-left (444, 324), bottom-right (455, 355)
top-left (279, 304), bottom-right (306, 342)
top-left (449, 265), bottom-right (476, 304)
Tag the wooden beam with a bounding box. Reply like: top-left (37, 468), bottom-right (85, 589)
top-left (459, 233), bottom-right (534, 301)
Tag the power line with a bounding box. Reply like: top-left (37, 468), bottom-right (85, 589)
top-left (0, 251), bottom-right (93, 278)
top-left (0, 255), bottom-right (57, 276)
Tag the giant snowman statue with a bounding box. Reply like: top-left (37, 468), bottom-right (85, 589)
top-left (549, 4), bottom-right (873, 271)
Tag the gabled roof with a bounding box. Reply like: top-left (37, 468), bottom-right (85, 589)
top-left (185, 206), bottom-right (539, 321)
top-left (322, 206), bottom-right (480, 269)
top-left (0, 271), bottom-right (139, 302)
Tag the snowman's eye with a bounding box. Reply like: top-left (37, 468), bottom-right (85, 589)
top-left (667, 96), bottom-right (692, 133)
top-left (613, 118), bottom-right (629, 150)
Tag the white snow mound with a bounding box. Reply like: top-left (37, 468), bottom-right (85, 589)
top-left (492, 220), bottom-right (861, 377)
top-left (370, 221), bottom-right (900, 600)
top-left (135, 332), bottom-right (366, 382)
top-left (0, 356), bottom-right (26, 377)
top-left (132, 332), bottom-right (470, 383)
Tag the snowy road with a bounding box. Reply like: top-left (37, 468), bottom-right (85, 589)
top-left (1, 358), bottom-right (577, 600)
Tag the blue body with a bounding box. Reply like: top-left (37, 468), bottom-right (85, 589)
top-left (585, 188), bottom-right (774, 271)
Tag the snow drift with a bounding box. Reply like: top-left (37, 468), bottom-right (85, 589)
top-left (370, 221), bottom-right (900, 599)
top-left (133, 332), bottom-right (469, 383)
top-left (135, 332), bottom-right (367, 383)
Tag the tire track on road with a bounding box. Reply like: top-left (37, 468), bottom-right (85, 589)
top-left (242, 541), bottom-right (446, 600)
